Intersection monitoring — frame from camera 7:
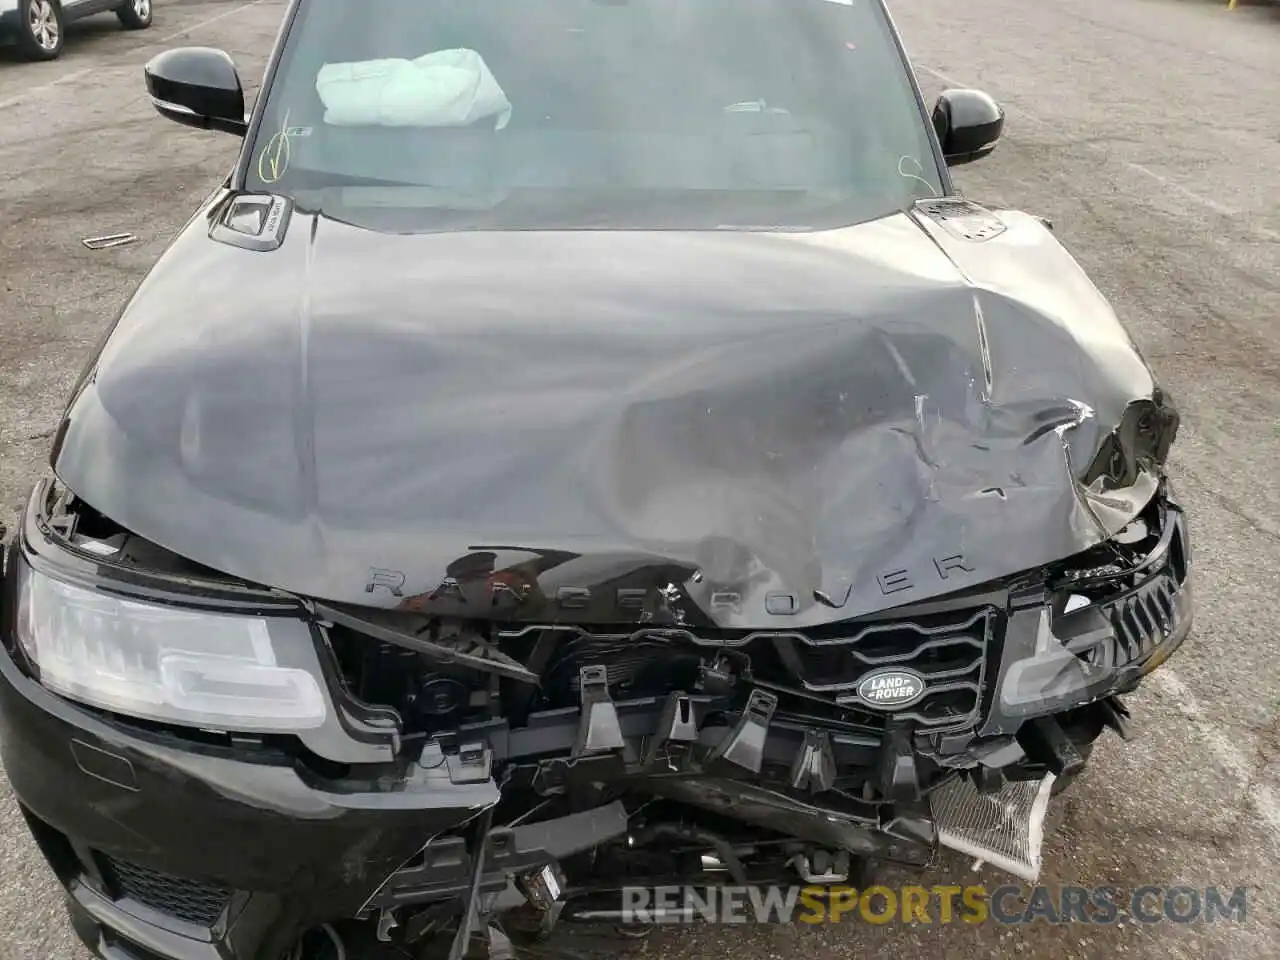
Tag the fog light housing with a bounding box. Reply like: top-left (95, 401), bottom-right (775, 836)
top-left (996, 609), bottom-right (1118, 718)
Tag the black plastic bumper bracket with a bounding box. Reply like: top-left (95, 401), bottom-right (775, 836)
top-left (708, 689), bottom-right (777, 774)
top-left (1099, 697), bottom-right (1132, 740)
top-left (878, 721), bottom-right (921, 803)
top-left (644, 691), bottom-right (698, 766)
top-left (1016, 715), bottom-right (1086, 777)
top-left (790, 729), bottom-right (837, 793)
top-left (572, 665), bottom-right (625, 757)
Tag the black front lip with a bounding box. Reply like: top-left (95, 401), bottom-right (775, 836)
top-left (66, 883), bottom-right (222, 960)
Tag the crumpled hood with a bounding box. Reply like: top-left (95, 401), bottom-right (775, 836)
top-left (53, 202), bottom-right (1173, 627)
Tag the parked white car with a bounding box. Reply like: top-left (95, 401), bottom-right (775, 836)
top-left (0, 0), bottom-right (151, 61)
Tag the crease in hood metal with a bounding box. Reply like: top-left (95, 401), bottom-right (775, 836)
top-left (52, 201), bottom-right (1175, 627)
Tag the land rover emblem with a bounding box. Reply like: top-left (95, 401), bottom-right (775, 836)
top-left (854, 669), bottom-right (926, 710)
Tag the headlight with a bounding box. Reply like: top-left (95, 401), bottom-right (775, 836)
top-left (995, 608), bottom-right (1117, 717)
top-left (15, 563), bottom-right (327, 732)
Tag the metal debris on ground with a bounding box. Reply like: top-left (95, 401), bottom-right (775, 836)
top-left (82, 233), bottom-right (138, 250)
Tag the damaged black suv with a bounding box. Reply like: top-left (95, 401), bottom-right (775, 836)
top-left (0, 1), bottom-right (1191, 958)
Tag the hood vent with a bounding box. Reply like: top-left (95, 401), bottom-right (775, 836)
top-left (210, 193), bottom-right (294, 252)
top-left (913, 199), bottom-right (1007, 243)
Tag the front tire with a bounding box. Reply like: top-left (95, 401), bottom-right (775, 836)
top-left (15, 0), bottom-right (64, 61)
top-left (116, 0), bottom-right (152, 30)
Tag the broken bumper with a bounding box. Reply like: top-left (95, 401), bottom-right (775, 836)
top-left (0, 640), bottom-right (497, 960)
top-left (0, 499), bottom-right (1191, 960)
top-left (0, 657), bottom-right (1157, 960)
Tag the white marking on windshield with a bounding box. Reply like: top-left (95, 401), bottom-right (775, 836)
top-left (898, 155), bottom-right (940, 198)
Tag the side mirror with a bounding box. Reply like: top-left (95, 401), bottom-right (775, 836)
top-left (145, 47), bottom-right (247, 137)
top-left (932, 89), bottom-right (1004, 166)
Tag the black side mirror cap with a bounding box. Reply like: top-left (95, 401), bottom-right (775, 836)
top-left (932, 89), bottom-right (1004, 166)
top-left (145, 47), bottom-right (248, 137)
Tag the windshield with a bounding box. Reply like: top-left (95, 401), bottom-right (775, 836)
top-left (244, 0), bottom-right (944, 231)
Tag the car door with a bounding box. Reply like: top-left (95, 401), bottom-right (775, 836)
top-left (60, 0), bottom-right (113, 23)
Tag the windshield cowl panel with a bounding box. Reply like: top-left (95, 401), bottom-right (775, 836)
top-left (244, 0), bottom-right (943, 232)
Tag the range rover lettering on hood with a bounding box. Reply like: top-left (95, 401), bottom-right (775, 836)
top-left (368, 550), bottom-right (976, 615)
top-left (52, 203), bottom-right (1176, 628)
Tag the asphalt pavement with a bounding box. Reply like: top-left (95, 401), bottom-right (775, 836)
top-left (1, 1), bottom-right (1278, 958)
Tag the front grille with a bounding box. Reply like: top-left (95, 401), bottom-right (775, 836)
top-left (100, 854), bottom-right (231, 927)
top-left (769, 608), bottom-right (994, 731)
top-left (497, 607), bottom-right (994, 734)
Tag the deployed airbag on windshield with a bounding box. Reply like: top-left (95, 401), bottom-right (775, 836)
top-left (316, 49), bottom-right (513, 129)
